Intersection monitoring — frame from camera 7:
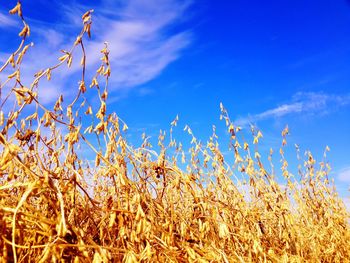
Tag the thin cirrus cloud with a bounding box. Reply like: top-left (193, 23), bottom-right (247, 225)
top-left (338, 166), bottom-right (350, 183)
top-left (0, 0), bottom-right (192, 104)
top-left (79, 0), bottom-right (192, 89)
top-left (0, 10), bottom-right (18, 28)
top-left (235, 92), bottom-right (350, 126)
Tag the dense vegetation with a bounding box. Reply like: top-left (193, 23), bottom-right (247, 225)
top-left (1, 2), bottom-right (349, 262)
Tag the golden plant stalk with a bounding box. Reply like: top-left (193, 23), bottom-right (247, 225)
top-left (0, 1), bottom-right (349, 262)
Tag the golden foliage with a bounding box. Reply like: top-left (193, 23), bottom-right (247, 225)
top-left (0, 2), bottom-right (349, 262)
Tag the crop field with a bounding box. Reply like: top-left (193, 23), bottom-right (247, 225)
top-left (0, 2), bottom-right (350, 262)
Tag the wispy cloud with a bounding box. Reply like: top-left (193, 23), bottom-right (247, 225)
top-left (79, 0), bottom-right (192, 89)
top-left (235, 92), bottom-right (350, 126)
top-left (137, 87), bottom-right (154, 96)
top-left (0, 0), bottom-right (192, 104)
top-left (0, 11), bottom-right (18, 28)
top-left (338, 166), bottom-right (350, 183)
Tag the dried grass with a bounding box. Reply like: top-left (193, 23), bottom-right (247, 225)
top-left (1, 2), bottom-right (349, 262)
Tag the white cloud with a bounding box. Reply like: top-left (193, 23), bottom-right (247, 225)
top-left (137, 87), bottom-right (154, 96)
top-left (338, 167), bottom-right (350, 183)
top-left (0, 0), bottom-right (192, 104)
top-left (256, 103), bottom-right (303, 119)
top-left (78, 0), bottom-right (192, 89)
top-left (0, 11), bottom-right (18, 28)
top-left (235, 92), bottom-right (350, 126)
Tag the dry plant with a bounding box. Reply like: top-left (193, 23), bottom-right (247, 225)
top-left (0, 2), bottom-right (349, 262)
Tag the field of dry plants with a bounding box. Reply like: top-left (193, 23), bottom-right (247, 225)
top-left (0, 2), bottom-right (350, 262)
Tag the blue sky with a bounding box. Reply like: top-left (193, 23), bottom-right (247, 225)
top-left (0, 1), bottom-right (349, 201)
